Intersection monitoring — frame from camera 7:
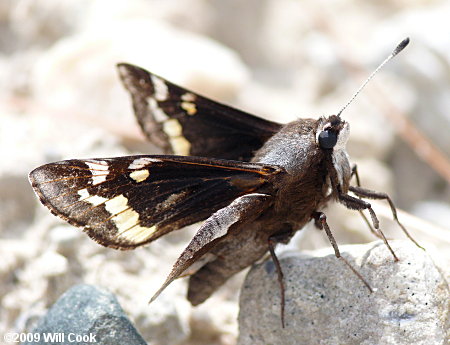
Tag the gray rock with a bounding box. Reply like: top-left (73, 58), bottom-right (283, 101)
top-left (25, 284), bottom-right (146, 345)
top-left (238, 241), bottom-right (449, 345)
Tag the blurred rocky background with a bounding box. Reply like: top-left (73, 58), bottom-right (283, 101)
top-left (0, 0), bottom-right (449, 344)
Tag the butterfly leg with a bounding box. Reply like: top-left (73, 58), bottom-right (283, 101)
top-left (349, 185), bottom-right (423, 250)
top-left (338, 193), bottom-right (399, 261)
top-left (312, 211), bottom-right (373, 292)
top-left (268, 227), bottom-right (295, 329)
top-left (350, 165), bottom-right (381, 239)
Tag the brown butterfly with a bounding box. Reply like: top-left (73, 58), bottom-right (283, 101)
top-left (30, 38), bottom-right (419, 327)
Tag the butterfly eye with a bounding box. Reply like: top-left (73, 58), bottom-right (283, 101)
top-left (318, 130), bottom-right (338, 149)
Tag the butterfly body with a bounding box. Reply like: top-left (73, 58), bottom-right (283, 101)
top-left (184, 114), bottom-right (352, 303)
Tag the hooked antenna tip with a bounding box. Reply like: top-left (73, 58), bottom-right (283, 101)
top-left (393, 37), bottom-right (410, 56)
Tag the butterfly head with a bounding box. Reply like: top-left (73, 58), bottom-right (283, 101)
top-left (315, 38), bottom-right (409, 152)
top-left (316, 115), bottom-right (349, 151)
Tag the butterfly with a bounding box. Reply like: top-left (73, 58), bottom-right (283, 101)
top-left (29, 38), bottom-right (419, 327)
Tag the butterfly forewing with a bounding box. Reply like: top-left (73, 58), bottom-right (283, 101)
top-left (117, 63), bottom-right (282, 161)
top-left (29, 155), bottom-right (282, 249)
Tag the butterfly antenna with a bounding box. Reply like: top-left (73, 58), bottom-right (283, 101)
top-left (337, 37), bottom-right (410, 117)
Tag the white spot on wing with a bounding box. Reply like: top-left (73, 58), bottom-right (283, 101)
top-left (103, 194), bottom-right (158, 243)
top-left (128, 157), bottom-right (161, 170)
top-left (104, 195), bottom-right (129, 214)
top-left (77, 188), bottom-right (90, 200)
top-left (149, 98), bottom-right (169, 122)
top-left (79, 190), bottom-right (158, 243)
top-left (181, 101), bottom-right (197, 115)
top-left (181, 92), bottom-right (196, 101)
top-left (85, 160), bottom-right (109, 170)
top-left (121, 224), bottom-right (158, 242)
top-left (85, 160), bottom-right (109, 185)
top-left (163, 119), bottom-right (183, 137)
top-left (113, 209), bottom-right (140, 233)
top-left (151, 75), bottom-right (168, 101)
top-left (170, 136), bottom-right (191, 155)
top-left (82, 193), bottom-right (108, 207)
top-left (162, 119), bottom-right (191, 155)
top-left (130, 169), bottom-right (150, 183)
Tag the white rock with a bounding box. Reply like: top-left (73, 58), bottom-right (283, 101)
top-left (49, 225), bottom-right (84, 255)
top-left (190, 297), bottom-right (239, 344)
top-left (0, 240), bottom-right (39, 278)
top-left (2, 250), bottom-right (69, 323)
top-left (412, 201), bottom-right (450, 230)
top-left (8, 0), bottom-right (90, 49)
top-left (136, 295), bottom-right (191, 344)
top-left (80, 244), bottom-right (193, 343)
top-left (238, 240), bottom-right (449, 345)
top-left (31, 15), bottom-right (249, 124)
top-left (24, 251), bottom-right (68, 278)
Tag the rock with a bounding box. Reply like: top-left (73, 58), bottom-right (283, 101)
top-left (30, 15), bottom-right (250, 124)
top-left (190, 296), bottom-right (240, 345)
top-left (25, 284), bottom-right (146, 345)
top-left (238, 240), bottom-right (449, 345)
top-left (25, 251), bottom-right (68, 278)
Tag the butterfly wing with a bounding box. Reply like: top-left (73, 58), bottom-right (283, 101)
top-left (149, 193), bottom-right (273, 303)
top-left (29, 155), bottom-right (283, 249)
top-left (117, 63), bottom-right (282, 161)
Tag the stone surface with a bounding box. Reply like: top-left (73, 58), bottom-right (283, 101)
top-left (24, 284), bottom-right (146, 345)
top-left (238, 240), bottom-right (449, 345)
top-left (30, 12), bottom-right (250, 124)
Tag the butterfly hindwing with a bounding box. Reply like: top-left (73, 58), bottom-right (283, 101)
top-left (117, 63), bottom-right (282, 161)
top-left (149, 192), bottom-right (273, 303)
top-left (29, 155), bottom-right (283, 249)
